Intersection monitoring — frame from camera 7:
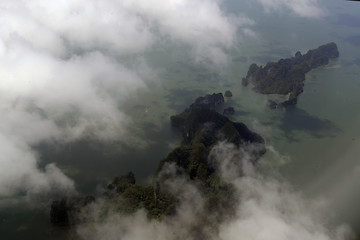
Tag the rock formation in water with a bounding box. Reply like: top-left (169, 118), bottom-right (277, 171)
top-left (190, 93), bottom-right (224, 109)
top-left (224, 90), bottom-right (233, 98)
top-left (242, 42), bottom-right (339, 108)
top-left (50, 93), bottom-right (265, 228)
top-left (223, 107), bottom-right (235, 115)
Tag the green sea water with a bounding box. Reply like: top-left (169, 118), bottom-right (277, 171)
top-left (1, 0), bottom-right (360, 239)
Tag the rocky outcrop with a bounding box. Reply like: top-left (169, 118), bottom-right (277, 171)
top-left (190, 93), bottom-right (224, 109)
top-left (223, 107), bottom-right (235, 115)
top-left (242, 42), bottom-right (339, 108)
top-left (170, 107), bottom-right (264, 150)
top-left (224, 90), bottom-right (233, 98)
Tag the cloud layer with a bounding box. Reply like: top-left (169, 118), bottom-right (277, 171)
top-left (0, 0), bottom-right (248, 200)
top-left (0, 0), bottom-right (329, 218)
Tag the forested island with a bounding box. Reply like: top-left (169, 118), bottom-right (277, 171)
top-left (242, 42), bottom-right (339, 108)
top-left (50, 93), bottom-right (265, 233)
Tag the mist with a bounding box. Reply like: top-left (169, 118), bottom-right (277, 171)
top-left (0, 0), bottom-right (252, 201)
top-left (75, 142), bottom-right (352, 240)
top-left (1, 0), bottom-right (353, 240)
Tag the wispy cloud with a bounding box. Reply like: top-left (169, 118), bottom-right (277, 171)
top-left (0, 0), bottom-right (249, 201)
top-left (76, 142), bottom-right (351, 240)
top-left (257, 0), bottom-right (326, 18)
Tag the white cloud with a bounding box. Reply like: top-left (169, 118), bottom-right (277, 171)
top-left (0, 0), bottom-right (250, 60)
top-left (0, 46), bottom-right (144, 141)
top-left (122, 0), bottom-right (254, 63)
top-left (0, 44), bottom-right (146, 198)
top-left (0, 0), bottom-right (154, 56)
top-left (0, 134), bottom-right (74, 198)
top-left (257, 0), bottom-right (326, 18)
top-left (0, 0), bottom-right (249, 201)
top-left (219, 175), bottom-right (349, 240)
top-left (0, 1), bottom-right (150, 199)
top-left (211, 142), bottom-right (351, 240)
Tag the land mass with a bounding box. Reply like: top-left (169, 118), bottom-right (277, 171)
top-left (242, 42), bottom-right (339, 108)
top-left (50, 93), bottom-right (265, 230)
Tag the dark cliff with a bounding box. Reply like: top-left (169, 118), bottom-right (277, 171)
top-left (242, 42), bottom-right (339, 108)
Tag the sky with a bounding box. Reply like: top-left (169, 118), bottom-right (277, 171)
top-left (0, 0), bottom-right (350, 239)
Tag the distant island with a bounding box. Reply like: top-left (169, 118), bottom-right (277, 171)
top-left (242, 42), bottom-right (339, 108)
top-left (50, 93), bottom-right (265, 234)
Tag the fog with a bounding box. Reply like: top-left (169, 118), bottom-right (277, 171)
top-left (0, 1), bottom-right (349, 240)
top-left (76, 142), bottom-right (351, 240)
top-left (0, 0), bottom-right (251, 200)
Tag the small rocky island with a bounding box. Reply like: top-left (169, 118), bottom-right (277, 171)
top-left (242, 42), bottom-right (339, 108)
top-left (189, 92), bottom-right (224, 110)
top-left (50, 93), bottom-right (265, 232)
top-left (224, 90), bottom-right (233, 98)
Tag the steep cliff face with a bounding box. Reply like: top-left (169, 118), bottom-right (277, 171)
top-left (190, 93), bottom-right (225, 109)
top-left (242, 42), bottom-right (339, 108)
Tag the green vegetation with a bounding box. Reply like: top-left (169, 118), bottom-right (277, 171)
top-left (242, 42), bottom-right (339, 107)
top-left (105, 173), bottom-right (176, 219)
